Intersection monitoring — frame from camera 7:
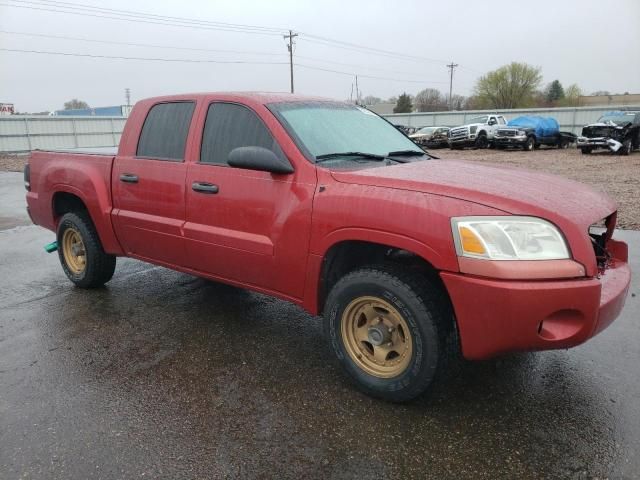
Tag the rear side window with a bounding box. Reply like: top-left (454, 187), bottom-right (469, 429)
top-left (200, 103), bottom-right (282, 165)
top-left (137, 102), bottom-right (195, 160)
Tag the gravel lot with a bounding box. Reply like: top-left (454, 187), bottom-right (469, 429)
top-left (3, 147), bottom-right (638, 229)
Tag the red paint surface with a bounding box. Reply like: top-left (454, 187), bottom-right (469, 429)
top-left (25, 92), bottom-right (631, 360)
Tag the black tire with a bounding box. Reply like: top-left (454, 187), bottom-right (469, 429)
top-left (57, 211), bottom-right (116, 288)
top-left (580, 147), bottom-right (592, 155)
top-left (620, 139), bottom-right (632, 156)
top-left (324, 264), bottom-right (458, 402)
top-left (523, 136), bottom-right (535, 151)
top-left (474, 133), bottom-right (488, 149)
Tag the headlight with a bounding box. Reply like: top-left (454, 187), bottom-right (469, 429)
top-left (517, 130), bottom-right (526, 135)
top-left (451, 216), bottom-right (570, 260)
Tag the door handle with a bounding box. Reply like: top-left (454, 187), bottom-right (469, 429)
top-left (192, 182), bottom-right (219, 194)
top-left (120, 173), bottom-right (139, 183)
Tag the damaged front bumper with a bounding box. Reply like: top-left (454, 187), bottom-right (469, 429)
top-left (577, 136), bottom-right (622, 152)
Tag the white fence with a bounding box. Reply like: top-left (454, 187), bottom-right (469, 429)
top-left (0, 116), bottom-right (127, 153)
top-left (382, 105), bottom-right (640, 134)
top-left (2, 105), bottom-right (639, 153)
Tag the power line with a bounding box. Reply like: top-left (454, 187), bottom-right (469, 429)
top-left (0, 1), bottom-right (287, 36)
top-left (0, 47), bottom-right (289, 65)
top-left (24, 0), bottom-right (285, 32)
top-left (297, 33), bottom-right (448, 66)
top-left (0, 30), bottom-right (287, 57)
top-left (0, 47), bottom-right (448, 86)
top-left (3, 0), bottom-right (481, 73)
top-left (296, 64), bottom-right (448, 85)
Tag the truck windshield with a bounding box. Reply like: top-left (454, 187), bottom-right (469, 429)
top-left (598, 113), bottom-right (636, 126)
top-left (268, 102), bottom-right (424, 161)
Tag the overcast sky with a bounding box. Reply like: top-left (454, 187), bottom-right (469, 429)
top-left (1, 0), bottom-right (639, 112)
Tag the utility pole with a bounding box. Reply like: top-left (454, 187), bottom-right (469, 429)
top-left (447, 62), bottom-right (458, 110)
top-left (355, 75), bottom-right (359, 105)
top-left (283, 30), bottom-right (298, 93)
top-left (125, 88), bottom-right (131, 107)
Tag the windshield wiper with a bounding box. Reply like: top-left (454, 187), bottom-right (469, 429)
top-left (315, 151), bottom-right (386, 163)
top-left (388, 149), bottom-right (437, 160)
top-left (387, 150), bottom-right (426, 157)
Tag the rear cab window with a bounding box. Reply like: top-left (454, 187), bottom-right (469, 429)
top-left (136, 101), bottom-right (196, 161)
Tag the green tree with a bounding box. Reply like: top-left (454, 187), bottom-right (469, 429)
top-left (64, 99), bottom-right (90, 110)
top-left (473, 62), bottom-right (542, 109)
top-left (393, 93), bottom-right (413, 113)
top-left (545, 80), bottom-right (565, 103)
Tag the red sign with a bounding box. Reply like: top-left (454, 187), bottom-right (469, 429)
top-left (0, 103), bottom-right (15, 115)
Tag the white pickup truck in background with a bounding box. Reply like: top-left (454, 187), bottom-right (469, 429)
top-left (448, 114), bottom-right (507, 149)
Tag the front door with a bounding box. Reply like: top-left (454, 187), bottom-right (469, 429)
top-left (183, 102), bottom-right (315, 299)
top-left (112, 101), bottom-right (196, 267)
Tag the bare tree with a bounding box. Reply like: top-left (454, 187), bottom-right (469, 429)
top-left (414, 88), bottom-right (447, 112)
top-left (64, 99), bottom-right (90, 110)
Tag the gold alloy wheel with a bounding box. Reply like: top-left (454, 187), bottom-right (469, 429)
top-left (61, 228), bottom-right (86, 274)
top-left (341, 296), bottom-right (413, 378)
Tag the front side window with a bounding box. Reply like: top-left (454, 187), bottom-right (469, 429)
top-left (268, 102), bottom-right (423, 160)
top-left (137, 102), bottom-right (195, 160)
top-left (200, 103), bottom-right (282, 165)
top-left (468, 115), bottom-right (488, 124)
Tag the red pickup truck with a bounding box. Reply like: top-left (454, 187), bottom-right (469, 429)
top-left (25, 93), bottom-right (631, 401)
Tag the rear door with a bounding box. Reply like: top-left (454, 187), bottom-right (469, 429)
top-left (112, 101), bottom-right (196, 266)
top-left (183, 102), bottom-right (315, 299)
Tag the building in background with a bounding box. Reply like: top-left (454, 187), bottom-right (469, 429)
top-left (577, 93), bottom-right (640, 107)
top-left (52, 105), bottom-right (132, 117)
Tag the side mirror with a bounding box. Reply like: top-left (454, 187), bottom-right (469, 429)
top-left (228, 146), bottom-right (294, 174)
top-left (488, 119), bottom-right (497, 125)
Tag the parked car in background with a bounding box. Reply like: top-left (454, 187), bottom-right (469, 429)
top-left (577, 111), bottom-right (640, 155)
top-left (24, 93), bottom-right (631, 402)
top-left (494, 116), bottom-right (577, 151)
top-left (409, 126), bottom-right (450, 148)
top-left (448, 114), bottom-right (507, 149)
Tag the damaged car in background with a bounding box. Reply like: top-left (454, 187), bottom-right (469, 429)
top-left (577, 110), bottom-right (640, 155)
top-left (409, 126), bottom-right (450, 148)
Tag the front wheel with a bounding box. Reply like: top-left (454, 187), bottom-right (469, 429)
top-left (57, 212), bottom-right (116, 288)
top-left (523, 136), bottom-right (535, 151)
top-left (580, 147), bottom-right (592, 155)
top-left (620, 139), bottom-right (632, 156)
top-left (474, 134), bottom-right (488, 149)
top-left (324, 265), bottom-right (457, 402)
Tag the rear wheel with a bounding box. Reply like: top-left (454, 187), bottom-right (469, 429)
top-left (324, 265), bottom-right (457, 402)
top-left (57, 212), bottom-right (116, 288)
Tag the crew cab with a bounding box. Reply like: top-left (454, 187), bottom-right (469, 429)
top-left (24, 93), bottom-right (631, 402)
top-left (448, 114), bottom-right (507, 149)
top-left (577, 110), bottom-right (640, 155)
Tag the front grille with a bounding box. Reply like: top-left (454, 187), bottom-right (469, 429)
top-left (589, 212), bottom-right (617, 270)
top-left (497, 129), bottom-right (517, 137)
top-left (449, 127), bottom-right (468, 140)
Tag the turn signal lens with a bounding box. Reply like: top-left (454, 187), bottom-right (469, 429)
top-left (459, 226), bottom-right (486, 255)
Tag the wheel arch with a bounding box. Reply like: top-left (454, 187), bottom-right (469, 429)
top-left (50, 185), bottom-right (123, 255)
top-left (311, 233), bottom-right (452, 316)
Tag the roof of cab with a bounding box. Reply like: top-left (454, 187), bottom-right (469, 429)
top-left (137, 92), bottom-right (337, 105)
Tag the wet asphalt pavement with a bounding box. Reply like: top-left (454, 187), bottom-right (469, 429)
top-left (1, 171), bottom-right (639, 479)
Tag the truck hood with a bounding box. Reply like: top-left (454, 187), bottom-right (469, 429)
top-left (330, 159), bottom-right (616, 227)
